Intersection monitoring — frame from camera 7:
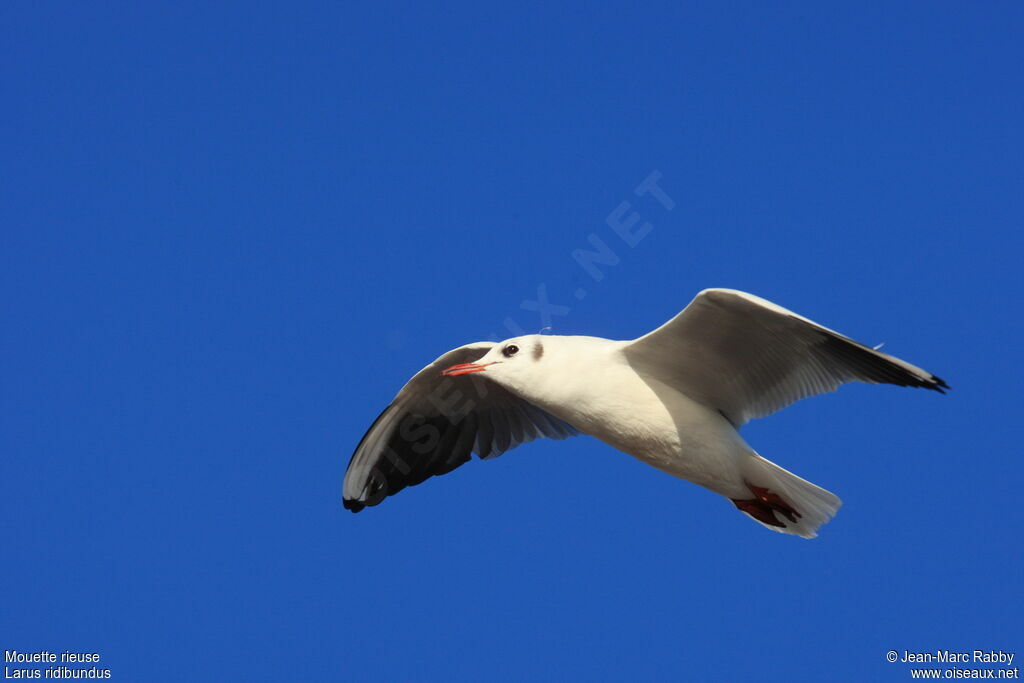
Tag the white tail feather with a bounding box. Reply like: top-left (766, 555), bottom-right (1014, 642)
top-left (734, 454), bottom-right (842, 539)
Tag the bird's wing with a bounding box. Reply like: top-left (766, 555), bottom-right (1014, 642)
top-left (343, 342), bottom-right (579, 511)
top-left (624, 289), bottom-right (948, 427)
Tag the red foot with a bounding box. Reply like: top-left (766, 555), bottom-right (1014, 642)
top-left (731, 482), bottom-right (802, 528)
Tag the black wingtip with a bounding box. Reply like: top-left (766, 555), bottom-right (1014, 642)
top-left (817, 331), bottom-right (950, 396)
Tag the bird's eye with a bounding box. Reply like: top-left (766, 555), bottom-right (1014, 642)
top-left (503, 344), bottom-right (520, 358)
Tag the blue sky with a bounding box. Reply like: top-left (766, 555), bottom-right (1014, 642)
top-left (2, 2), bottom-right (1021, 681)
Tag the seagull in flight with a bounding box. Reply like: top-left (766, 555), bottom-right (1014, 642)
top-left (343, 289), bottom-right (947, 537)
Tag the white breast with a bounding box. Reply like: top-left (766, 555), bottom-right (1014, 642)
top-left (532, 345), bottom-right (751, 496)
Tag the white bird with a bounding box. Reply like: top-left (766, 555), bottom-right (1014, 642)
top-left (343, 289), bottom-right (947, 538)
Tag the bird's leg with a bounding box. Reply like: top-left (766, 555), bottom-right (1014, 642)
top-left (731, 482), bottom-right (802, 527)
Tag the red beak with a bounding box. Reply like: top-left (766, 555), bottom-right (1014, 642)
top-left (440, 361), bottom-right (496, 377)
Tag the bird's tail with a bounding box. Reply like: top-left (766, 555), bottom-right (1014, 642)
top-left (731, 454), bottom-right (842, 539)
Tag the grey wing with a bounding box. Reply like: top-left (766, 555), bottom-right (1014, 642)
top-left (343, 342), bottom-right (578, 512)
top-left (624, 289), bottom-right (948, 427)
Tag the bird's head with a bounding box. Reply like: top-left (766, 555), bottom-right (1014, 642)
top-left (439, 335), bottom-right (547, 389)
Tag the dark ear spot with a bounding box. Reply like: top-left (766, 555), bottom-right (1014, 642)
top-left (533, 341), bottom-right (544, 360)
